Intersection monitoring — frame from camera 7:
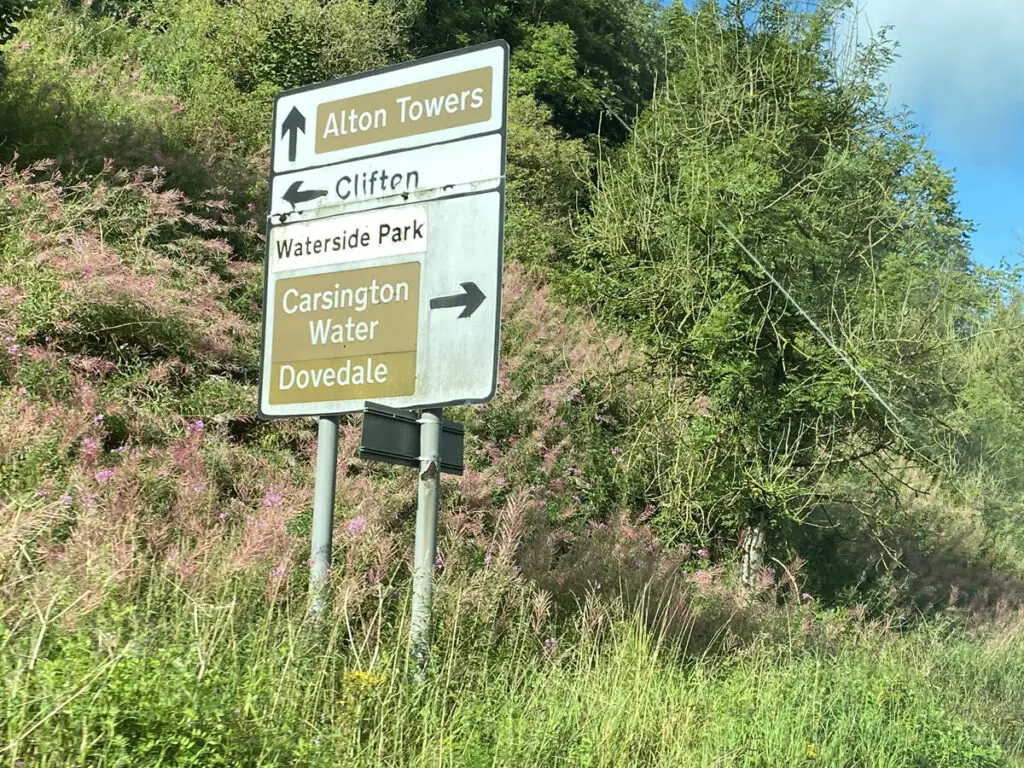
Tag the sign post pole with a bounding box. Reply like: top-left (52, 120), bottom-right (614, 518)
top-left (308, 415), bottom-right (339, 617)
top-left (410, 408), bottom-right (442, 670)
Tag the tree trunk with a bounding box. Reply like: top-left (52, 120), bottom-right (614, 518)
top-left (741, 510), bottom-right (767, 587)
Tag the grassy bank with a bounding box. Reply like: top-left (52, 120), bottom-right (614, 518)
top-left (2, 2), bottom-right (1024, 766)
top-left (2, 564), bottom-right (1023, 767)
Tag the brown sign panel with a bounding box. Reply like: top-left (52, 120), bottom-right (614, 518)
top-left (315, 67), bottom-right (493, 154)
top-left (268, 261), bottom-right (420, 406)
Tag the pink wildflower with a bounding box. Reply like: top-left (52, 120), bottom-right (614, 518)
top-left (543, 637), bottom-right (557, 659)
top-left (94, 468), bottom-right (115, 483)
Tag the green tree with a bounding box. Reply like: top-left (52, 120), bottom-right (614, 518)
top-left (409, 0), bottom-right (659, 140)
top-left (569, 0), bottom-right (989, 578)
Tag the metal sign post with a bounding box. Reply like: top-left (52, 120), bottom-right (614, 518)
top-left (355, 401), bottom-right (462, 669)
top-left (411, 409), bottom-right (441, 668)
top-left (259, 41), bottom-right (507, 649)
top-left (308, 416), bottom-right (339, 616)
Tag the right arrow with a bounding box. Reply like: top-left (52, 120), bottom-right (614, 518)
top-left (429, 282), bottom-right (486, 319)
top-left (281, 106), bottom-right (306, 163)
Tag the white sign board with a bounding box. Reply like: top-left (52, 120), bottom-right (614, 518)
top-left (269, 41), bottom-right (507, 222)
top-left (259, 41), bottom-right (508, 418)
top-left (269, 133), bottom-right (502, 221)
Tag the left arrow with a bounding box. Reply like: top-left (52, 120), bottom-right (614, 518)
top-left (282, 180), bottom-right (328, 208)
top-left (281, 106), bottom-right (306, 163)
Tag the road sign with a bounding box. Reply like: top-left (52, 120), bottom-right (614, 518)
top-left (259, 41), bottom-right (507, 418)
top-left (259, 188), bottom-right (504, 417)
top-left (359, 402), bottom-right (464, 475)
top-left (264, 44), bottom-right (507, 649)
top-left (269, 41), bottom-right (507, 224)
top-left (270, 133), bottom-right (502, 222)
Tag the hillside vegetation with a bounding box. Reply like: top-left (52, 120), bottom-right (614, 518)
top-left (1, 0), bottom-right (1023, 765)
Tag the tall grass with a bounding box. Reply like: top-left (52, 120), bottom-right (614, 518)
top-left (2, 557), bottom-right (1022, 766)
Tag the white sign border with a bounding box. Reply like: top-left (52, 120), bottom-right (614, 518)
top-left (260, 40), bottom-right (508, 419)
top-left (257, 185), bottom-right (505, 419)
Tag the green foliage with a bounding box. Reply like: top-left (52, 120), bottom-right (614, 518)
top-left (0, 0), bottom-right (409, 201)
top-left (504, 89), bottom-right (591, 266)
top-left (410, 0), bottom-right (659, 139)
top-left (567, 0), bottom-right (1004, 563)
top-left (0, 0), bottom-right (31, 44)
top-left (1, 578), bottom-right (1020, 766)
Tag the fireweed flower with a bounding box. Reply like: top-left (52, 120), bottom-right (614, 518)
top-left (698, 548), bottom-right (710, 559)
top-left (262, 491), bottom-right (282, 508)
top-left (543, 637), bottom-right (557, 658)
top-left (34, 489), bottom-right (48, 498)
top-left (187, 419), bottom-right (204, 434)
top-left (345, 515), bottom-right (366, 535)
top-left (94, 468), bottom-right (115, 482)
top-left (60, 495), bottom-right (73, 507)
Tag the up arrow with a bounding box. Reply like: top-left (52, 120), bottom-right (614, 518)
top-left (429, 282), bottom-right (486, 319)
top-left (281, 107), bottom-right (306, 163)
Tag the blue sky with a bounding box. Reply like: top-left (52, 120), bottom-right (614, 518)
top-left (678, 0), bottom-right (1023, 268)
top-left (852, 0), bottom-right (1024, 268)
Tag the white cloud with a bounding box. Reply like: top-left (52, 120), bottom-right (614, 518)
top-left (848, 0), bottom-right (1024, 161)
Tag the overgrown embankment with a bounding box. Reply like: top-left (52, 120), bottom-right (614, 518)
top-left (1, 1), bottom-right (1023, 765)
